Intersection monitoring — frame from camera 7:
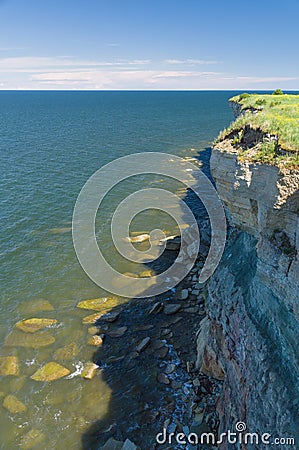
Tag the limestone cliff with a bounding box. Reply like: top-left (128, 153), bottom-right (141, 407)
top-left (196, 117), bottom-right (299, 448)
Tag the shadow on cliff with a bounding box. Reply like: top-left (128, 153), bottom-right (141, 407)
top-left (81, 148), bottom-right (215, 449)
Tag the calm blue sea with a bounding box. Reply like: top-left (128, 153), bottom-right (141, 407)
top-left (0, 91), bottom-right (234, 449)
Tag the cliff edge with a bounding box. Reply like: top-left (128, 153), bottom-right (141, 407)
top-left (196, 94), bottom-right (299, 449)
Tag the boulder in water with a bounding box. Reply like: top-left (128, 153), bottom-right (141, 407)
top-left (53, 342), bottom-right (79, 361)
top-left (0, 356), bottom-right (19, 376)
top-left (77, 296), bottom-right (119, 312)
top-left (3, 394), bottom-right (27, 414)
top-left (30, 362), bottom-right (70, 381)
top-left (5, 329), bottom-right (55, 348)
top-left (16, 318), bottom-right (57, 333)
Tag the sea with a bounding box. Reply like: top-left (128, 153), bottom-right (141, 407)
top-left (0, 91), bottom-right (235, 449)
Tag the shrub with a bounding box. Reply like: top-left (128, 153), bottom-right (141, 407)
top-left (273, 89), bottom-right (284, 95)
top-left (239, 93), bottom-right (250, 100)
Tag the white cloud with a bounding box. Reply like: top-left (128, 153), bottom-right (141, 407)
top-left (164, 59), bottom-right (221, 65)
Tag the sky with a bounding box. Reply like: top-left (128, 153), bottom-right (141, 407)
top-left (0, 0), bottom-right (298, 90)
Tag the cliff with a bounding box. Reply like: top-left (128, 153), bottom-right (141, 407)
top-left (196, 96), bottom-right (299, 449)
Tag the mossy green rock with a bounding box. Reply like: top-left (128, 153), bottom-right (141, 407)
top-left (31, 362), bottom-right (70, 381)
top-left (5, 330), bottom-right (55, 348)
top-left (18, 299), bottom-right (54, 314)
top-left (3, 394), bottom-right (27, 414)
top-left (87, 335), bottom-right (103, 346)
top-left (16, 318), bottom-right (58, 333)
top-left (77, 296), bottom-right (119, 311)
top-left (20, 429), bottom-right (45, 449)
top-left (53, 342), bottom-right (79, 361)
top-left (82, 312), bottom-right (105, 324)
top-left (0, 356), bottom-right (19, 376)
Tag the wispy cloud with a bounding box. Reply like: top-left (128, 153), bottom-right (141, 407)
top-left (0, 55), bottom-right (298, 90)
top-left (164, 59), bottom-right (221, 65)
top-left (0, 56), bottom-right (151, 72)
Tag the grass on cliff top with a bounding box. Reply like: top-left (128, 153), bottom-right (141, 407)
top-left (216, 92), bottom-right (299, 169)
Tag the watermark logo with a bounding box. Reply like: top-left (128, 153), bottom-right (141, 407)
top-left (156, 421), bottom-right (295, 446)
top-left (72, 152), bottom-right (226, 297)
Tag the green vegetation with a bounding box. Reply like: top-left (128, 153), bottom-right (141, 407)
top-left (216, 93), bottom-right (299, 169)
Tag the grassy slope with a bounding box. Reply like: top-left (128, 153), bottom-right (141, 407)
top-left (216, 93), bottom-right (299, 169)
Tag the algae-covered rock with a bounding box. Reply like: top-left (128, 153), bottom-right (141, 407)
top-left (30, 362), bottom-right (70, 381)
top-left (100, 311), bottom-right (120, 323)
top-left (82, 312), bottom-right (105, 325)
top-left (82, 362), bottom-right (99, 380)
top-left (16, 318), bottom-right (58, 333)
top-left (139, 270), bottom-right (154, 278)
top-left (5, 330), bottom-right (55, 348)
top-left (3, 394), bottom-right (27, 414)
top-left (87, 335), bottom-right (103, 346)
top-left (53, 342), bottom-right (79, 361)
top-left (18, 299), bottom-right (54, 314)
top-left (9, 376), bottom-right (26, 392)
top-left (77, 296), bottom-right (119, 311)
top-left (87, 326), bottom-right (99, 335)
top-left (20, 429), bottom-right (45, 449)
top-left (0, 356), bottom-right (19, 376)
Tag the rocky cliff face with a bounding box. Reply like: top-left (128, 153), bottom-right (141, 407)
top-left (196, 141), bottom-right (299, 448)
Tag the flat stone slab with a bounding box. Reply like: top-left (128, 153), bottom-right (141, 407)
top-left (107, 326), bottom-right (128, 338)
top-left (82, 312), bottom-right (106, 324)
top-left (17, 299), bottom-right (54, 314)
top-left (135, 337), bottom-right (151, 352)
top-left (82, 362), bottom-right (99, 380)
top-left (77, 296), bottom-right (119, 311)
top-left (164, 304), bottom-right (182, 315)
top-left (87, 335), bottom-right (103, 346)
top-left (53, 342), bottom-right (79, 361)
top-left (16, 318), bottom-right (58, 333)
top-left (5, 330), bottom-right (55, 348)
top-left (31, 362), bottom-right (70, 381)
top-left (0, 356), bottom-right (19, 376)
top-left (3, 394), bottom-right (27, 414)
top-left (19, 429), bottom-right (45, 450)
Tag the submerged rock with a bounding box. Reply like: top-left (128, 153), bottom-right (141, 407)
top-left (30, 362), bottom-right (70, 381)
top-left (5, 330), bottom-right (55, 348)
top-left (122, 439), bottom-right (138, 450)
top-left (107, 326), bottom-right (127, 337)
top-left (3, 394), bottom-right (27, 414)
top-left (102, 437), bottom-right (124, 450)
top-left (179, 288), bottom-right (189, 300)
top-left (53, 342), bottom-right (79, 361)
top-left (87, 326), bottom-right (99, 335)
top-left (0, 355), bottom-right (19, 376)
top-left (164, 304), bottom-right (182, 315)
top-left (139, 270), bottom-right (154, 278)
top-left (87, 335), bottom-right (103, 346)
top-left (16, 318), bottom-right (57, 333)
top-left (157, 373), bottom-right (170, 385)
top-left (17, 299), bottom-right (54, 314)
top-left (20, 429), bottom-right (45, 449)
top-left (100, 311), bottom-right (120, 323)
top-left (149, 302), bottom-right (164, 314)
top-left (81, 362), bottom-right (99, 380)
top-left (77, 296), bottom-right (120, 312)
top-left (135, 337), bottom-right (151, 353)
top-left (125, 233), bottom-right (150, 243)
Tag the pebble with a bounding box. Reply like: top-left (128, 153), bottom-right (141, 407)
top-left (179, 289), bottom-right (189, 300)
top-left (164, 304), bottom-right (182, 315)
top-left (135, 337), bottom-right (151, 353)
top-left (165, 364), bottom-right (176, 374)
top-left (157, 373), bottom-right (170, 385)
top-left (87, 335), bottom-right (103, 346)
top-left (149, 302), bottom-right (164, 314)
top-left (107, 326), bottom-right (127, 337)
top-left (156, 347), bottom-right (169, 358)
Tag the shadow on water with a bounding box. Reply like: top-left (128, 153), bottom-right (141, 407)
top-left (81, 149), bottom-right (215, 449)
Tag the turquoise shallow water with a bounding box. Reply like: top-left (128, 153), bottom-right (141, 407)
top-left (0, 91), bottom-right (234, 449)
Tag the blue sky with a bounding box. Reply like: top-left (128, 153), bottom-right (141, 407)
top-left (0, 0), bottom-right (298, 90)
